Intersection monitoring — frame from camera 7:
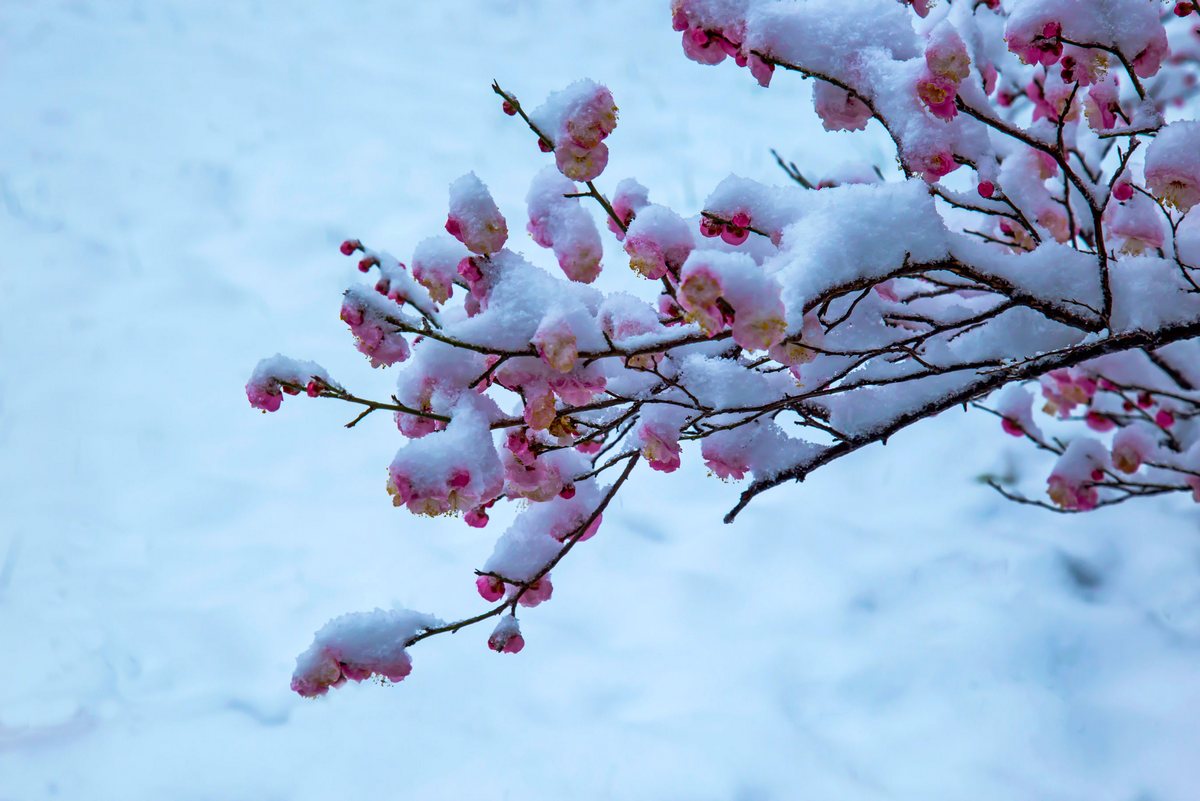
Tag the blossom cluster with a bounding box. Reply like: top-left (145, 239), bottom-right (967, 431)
top-left (249, 0), bottom-right (1200, 694)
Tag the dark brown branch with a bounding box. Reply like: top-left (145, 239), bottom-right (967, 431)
top-left (724, 317), bottom-right (1200, 523)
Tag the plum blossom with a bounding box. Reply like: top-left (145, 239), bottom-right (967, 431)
top-left (813, 81), bottom-right (872, 132)
top-left (291, 609), bottom-right (440, 697)
top-left (532, 80), bottom-right (618, 183)
top-left (533, 313), bottom-right (580, 373)
top-left (341, 289), bottom-right (411, 368)
top-left (623, 205), bottom-right (694, 280)
top-left (1105, 193), bottom-right (1166, 255)
top-left (246, 355), bottom-right (335, 413)
top-left (917, 74), bottom-right (958, 122)
top-left (1146, 122), bottom-right (1200, 212)
top-left (446, 173), bottom-right (509, 255)
top-left (1083, 77), bottom-right (1120, 131)
top-left (1111, 425), bottom-right (1156, 474)
top-left (609, 178), bottom-right (651, 239)
top-left (1046, 438), bottom-right (1109, 511)
top-left (386, 404), bottom-right (503, 517)
top-left (488, 615), bottom-right (525, 654)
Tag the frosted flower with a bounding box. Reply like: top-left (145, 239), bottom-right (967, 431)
top-left (246, 355), bottom-right (334, 412)
top-left (925, 23), bottom-right (971, 82)
top-left (1132, 32), bottom-right (1168, 78)
top-left (623, 205), bottom-right (694, 280)
top-left (994, 384), bottom-right (1041, 439)
top-left (446, 173), bottom-right (509, 256)
top-left (503, 450), bottom-right (567, 502)
top-left (1040, 368), bottom-right (1096, 417)
top-left (387, 409), bottom-right (503, 516)
top-left (1145, 121), bottom-right (1200, 212)
top-left (291, 609), bottom-right (439, 697)
top-left (1083, 77), bottom-right (1120, 131)
top-left (813, 81), bottom-right (872, 132)
top-left (637, 420), bottom-right (682, 473)
top-left (411, 235), bottom-right (468, 305)
top-left (533, 315), bottom-right (579, 373)
top-left (1047, 474), bottom-right (1099, 511)
top-left (678, 263), bottom-right (726, 335)
top-left (488, 616), bottom-right (525, 654)
top-left (247, 382), bottom-right (283, 412)
top-left (701, 436), bottom-right (750, 480)
top-left (1006, 20), bottom-right (1063, 67)
top-left (730, 299), bottom-right (786, 352)
top-left (917, 73), bottom-right (958, 121)
top-left (1112, 426), bottom-right (1155, 474)
top-left (523, 388), bottom-right (558, 431)
top-left (608, 178), bottom-right (650, 239)
top-left (555, 140), bottom-right (609, 182)
top-left (526, 167), bottom-right (604, 283)
top-left (913, 150), bottom-right (959, 183)
top-left (564, 85), bottom-right (618, 148)
top-left (1046, 438), bottom-right (1108, 511)
top-left (1104, 193), bottom-right (1165, 255)
top-left (516, 576), bottom-right (553, 607)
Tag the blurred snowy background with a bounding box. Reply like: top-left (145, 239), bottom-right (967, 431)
top-left (2, 1), bottom-right (1200, 798)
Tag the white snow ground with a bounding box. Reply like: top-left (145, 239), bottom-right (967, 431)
top-left (2, 1), bottom-right (1199, 799)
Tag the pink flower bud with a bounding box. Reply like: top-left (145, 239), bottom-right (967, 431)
top-left (978, 181), bottom-right (995, 198)
top-left (517, 576), bottom-right (553, 607)
top-left (532, 316), bottom-right (579, 373)
top-left (340, 239), bottom-right (361, 256)
top-left (720, 225), bottom-right (749, 246)
top-left (575, 439), bottom-right (602, 455)
top-left (700, 216), bottom-right (724, 238)
top-left (476, 575), bottom-right (505, 602)
top-left (488, 616), bottom-right (525, 653)
top-left (555, 140), bottom-right (609, 182)
top-left (446, 173), bottom-right (509, 255)
top-left (916, 73), bottom-right (959, 121)
top-left (1085, 411), bottom-right (1116, 432)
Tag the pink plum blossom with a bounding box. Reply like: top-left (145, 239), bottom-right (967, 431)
top-left (1146, 122), bottom-right (1200, 211)
top-left (446, 173), bottom-right (509, 255)
top-left (488, 616), bottom-right (525, 654)
top-left (813, 81), bottom-right (872, 132)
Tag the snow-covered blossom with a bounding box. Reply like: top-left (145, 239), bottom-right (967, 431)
top-left (532, 80), bottom-right (618, 183)
top-left (1146, 122), bottom-right (1200, 212)
top-left (446, 172), bottom-right (509, 255)
top-left (1046, 439), bottom-right (1108, 511)
top-left (246, 355), bottom-right (336, 413)
top-left (291, 609), bottom-right (440, 697)
top-left (813, 81), bottom-right (872, 132)
top-left (623, 205), bottom-right (694, 280)
top-left (386, 404), bottom-right (503, 517)
top-left (488, 615), bottom-right (525, 654)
